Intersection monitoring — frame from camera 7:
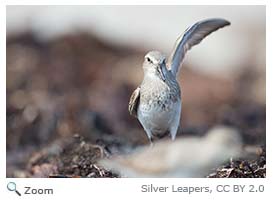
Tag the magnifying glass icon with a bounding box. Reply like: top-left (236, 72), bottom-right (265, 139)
top-left (7, 182), bottom-right (21, 196)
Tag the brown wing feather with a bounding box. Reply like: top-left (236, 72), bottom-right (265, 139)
top-left (128, 87), bottom-right (140, 117)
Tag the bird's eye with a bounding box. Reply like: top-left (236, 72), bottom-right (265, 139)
top-left (146, 57), bottom-right (152, 63)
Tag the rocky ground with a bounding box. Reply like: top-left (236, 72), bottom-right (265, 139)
top-left (6, 32), bottom-right (266, 178)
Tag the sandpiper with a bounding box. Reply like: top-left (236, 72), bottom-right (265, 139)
top-left (129, 18), bottom-right (230, 143)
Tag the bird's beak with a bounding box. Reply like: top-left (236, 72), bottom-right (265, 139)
top-left (158, 62), bottom-right (166, 82)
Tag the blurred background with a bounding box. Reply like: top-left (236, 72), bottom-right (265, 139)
top-left (6, 6), bottom-right (265, 178)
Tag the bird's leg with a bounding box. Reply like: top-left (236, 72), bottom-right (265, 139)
top-left (149, 137), bottom-right (154, 147)
top-left (143, 128), bottom-right (154, 146)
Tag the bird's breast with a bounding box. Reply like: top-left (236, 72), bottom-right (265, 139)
top-left (139, 80), bottom-right (181, 112)
top-left (137, 97), bottom-right (181, 137)
top-left (137, 75), bottom-right (181, 133)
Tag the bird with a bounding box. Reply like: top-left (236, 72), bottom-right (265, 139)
top-left (99, 126), bottom-right (242, 178)
top-left (128, 18), bottom-right (230, 143)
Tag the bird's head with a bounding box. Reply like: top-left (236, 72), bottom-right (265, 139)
top-left (143, 51), bottom-right (167, 82)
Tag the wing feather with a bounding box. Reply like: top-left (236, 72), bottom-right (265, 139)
top-left (128, 87), bottom-right (141, 117)
top-left (168, 18), bottom-right (230, 76)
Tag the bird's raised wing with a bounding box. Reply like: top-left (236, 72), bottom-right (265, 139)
top-left (128, 86), bottom-right (140, 117)
top-left (168, 18), bottom-right (230, 76)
